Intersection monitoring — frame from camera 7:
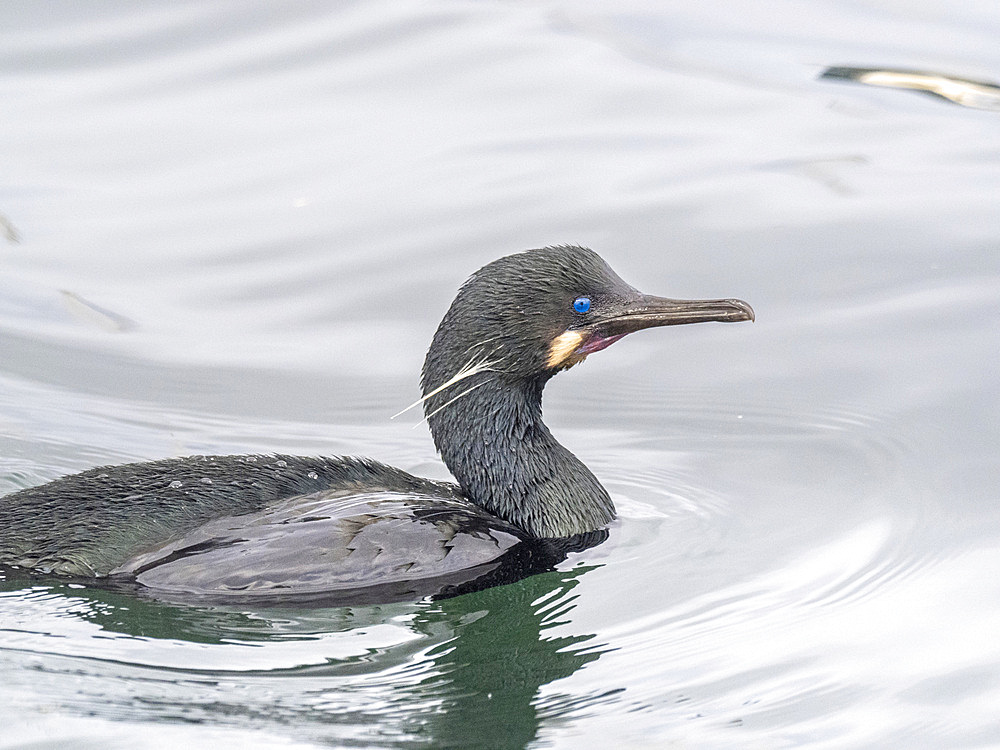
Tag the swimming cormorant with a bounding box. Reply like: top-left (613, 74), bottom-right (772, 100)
top-left (0, 246), bottom-right (753, 604)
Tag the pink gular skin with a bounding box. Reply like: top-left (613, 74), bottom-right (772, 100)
top-left (576, 333), bottom-right (627, 356)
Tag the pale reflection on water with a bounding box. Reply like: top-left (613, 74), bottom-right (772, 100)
top-left (2, 1), bottom-right (1000, 748)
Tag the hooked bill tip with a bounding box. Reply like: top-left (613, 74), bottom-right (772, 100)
top-left (732, 299), bottom-right (755, 322)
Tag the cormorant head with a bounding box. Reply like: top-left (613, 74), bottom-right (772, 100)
top-left (416, 245), bottom-right (753, 536)
top-left (421, 245), bottom-right (754, 395)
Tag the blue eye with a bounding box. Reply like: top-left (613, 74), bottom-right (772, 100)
top-left (573, 296), bottom-right (591, 313)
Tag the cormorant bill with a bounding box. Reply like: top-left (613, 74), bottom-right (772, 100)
top-left (0, 245), bottom-right (753, 604)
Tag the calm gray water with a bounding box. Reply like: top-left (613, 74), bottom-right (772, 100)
top-left (2, 2), bottom-right (1000, 748)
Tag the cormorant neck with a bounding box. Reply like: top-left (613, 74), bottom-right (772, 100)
top-left (425, 375), bottom-right (615, 538)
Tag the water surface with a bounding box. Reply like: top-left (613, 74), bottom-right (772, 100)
top-left (2, 2), bottom-right (1000, 748)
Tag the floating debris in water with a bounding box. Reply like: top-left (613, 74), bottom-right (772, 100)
top-left (60, 289), bottom-right (137, 332)
top-left (0, 213), bottom-right (19, 243)
top-left (760, 155), bottom-right (867, 196)
top-left (820, 66), bottom-right (1000, 112)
